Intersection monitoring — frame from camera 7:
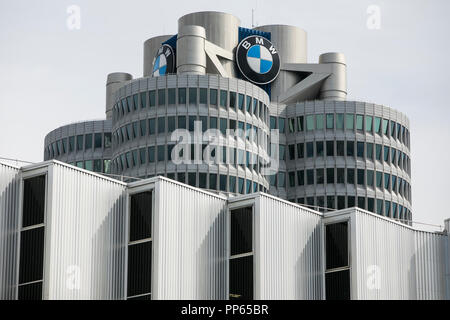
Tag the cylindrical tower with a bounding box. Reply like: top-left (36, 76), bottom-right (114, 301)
top-left (106, 73), bottom-right (132, 120)
top-left (318, 52), bottom-right (347, 101)
top-left (176, 25), bottom-right (206, 75)
top-left (143, 35), bottom-right (173, 77)
top-left (178, 11), bottom-right (240, 77)
top-left (254, 24), bottom-right (307, 101)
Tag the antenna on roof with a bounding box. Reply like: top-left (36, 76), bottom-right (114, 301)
top-left (252, 9), bottom-right (254, 28)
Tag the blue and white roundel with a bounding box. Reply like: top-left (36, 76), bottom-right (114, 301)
top-left (152, 54), bottom-right (167, 77)
top-left (246, 45), bottom-right (273, 74)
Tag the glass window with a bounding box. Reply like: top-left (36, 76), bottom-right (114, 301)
top-left (199, 173), bottom-right (207, 189)
top-left (245, 96), bottom-right (251, 113)
top-left (336, 141), bottom-right (344, 156)
top-left (189, 88), bottom-right (197, 105)
top-left (392, 176), bottom-right (397, 193)
top-left (358, 197), bottom-right (366, 210)
top-left (288, 144), bottom-right (295, 160)
top-left (288, 171), bottom-right (296, 187)
top-left (346, 114), bottom-right (354, 130)
top-left (200, 116), bottom-right (207, 133)
top-left (326, 141), bottom-right (334, 157)
top-left (220, 90), bottom-right (227, 107)
top-left (385, 201), bottom-right (391, 217)
top-left (367, 170), bottom-right (374, 187)
top-left (316, 141), bottom-right (324, 157)
top-left (219, 174), bottom-right (227, 191)
top-left (85, 160), bottom-right (93, 171)
top-left (139, 148), bottom-right (146, 165)
top-left (346, 141), bottom-right (354, 157)
top-left (316, 169), bottom-right (324, 184)
top-left (168, 116), bottom-right (175, 132)
top-left (357, 169), bottom-right (364, 185)
top-left (127, 96), bottom-right (133, 112)
top-left (391, 121), bottom-right (396, 138)
top-left (297, 143), bottom-right (304, 158)
top-left (168, 88), bottom-right (176, 105)
top-left (316, 114), bottom-right (324, 130)
top-left (148, 118), bottom-right (156, 135)
top-left (93, 133), bottom-right (102, 149)
top-left (365, 115), bottom-right (373, 133)
top-left (197, 88), bottom-right (207, 104)
top-left (337, 168), bottom-right (345, 184)
top-left (297, 170), bottom-right (304, 186)
top-left (356, 114), bottom-right (364, 131)
top-left (178, 88), bottom-right (186, 104)
top-left (384, 173), bottom-right (390, 190)
top-left (22, 175), bottom-right (46, 228)
top-left (69, 136), bottom-right (75, 152)
top-left (230, 91), bottom-right (236, 109)
top-left (326, 114), bottom-right (334, 129)
top-left (238, 93), bottom-right (244, 111)
top-left (382, 119), bottom-right (389, 136)
top-left (157, 117), bottom-right (165, 134)
top-left (149, 90), bottom-right (156, 107)
top-left (210, 89), bottom-right (218, 106)
top-left (157, 145), bottom-right (165, 162)
top-left (270, 116), bottom-right (277, 130)
top-left (140, 92), bottom-right (147, 108)
top-left (209, 173), bottom-right (217, 190)
top-left (366, 143), bottom-right (373, 160)
top-left (175, 115), bottom-right (186, 133)
top-left (306, 115), bottom-right (314, 130)
top-left (297, 116), bottom-right (304, 132)
top-left (210, 117), bottom-right (217, 129)
top-left (76, 135), bottom-right (83, 151)
top-left (326, 222), bottom-right (348, 269)
top-left (357, 142), bottom-right (364, 158)
top-left (139, 120), bottom-right (147, 137)
top-left (376, 171), bottom-right (382, 188)
top-left (374, 117), bottom-right (382, 134)
top-left (189, 116), bottom-right (196, 132)
top-left (391, 148), bottom-right (396, 165)
top-left (375, 144), bottom-right (382, 161)
top-left (93, 159), bottom-right (102, 172)
top-left (278, 172), bottom-right (286, 188)
top-left (348, 196), bottom-right (355, 207)
top-left (307, 169), bottom-right (314, 185)
top-left (229, 255), bottom-right (253, 300)
top-left (132, 122), bottom-right (138, 139)
top-left (229, 176), bottom-right (236, 193)
top-left (237, 177), bottom-right (244, 194)
top-left (327, 168), bottom-right (335, 184)
top-left (336, 113), bottom-right (344, 129)
top-left (347, 168), bottom-right (355, 184)
top-left (157, 89), bottom-right (165, 106)
top-left (220, 118), bottom-right (227, 136)
top-left (306, 142), bottom-right (314, 158)
top-left (278, 118), bottom-right (285, 133)
top-left (288, 118), bottom-right (296, 133)
top-left (383, 146), bottom-right (389, 163)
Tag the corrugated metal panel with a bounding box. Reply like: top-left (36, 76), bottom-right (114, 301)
top-left (44, 162), bottom-right (127, 299)
top-left (255, 194), bottom-right (323, 299)
top-left (152, 178), bottom-right (227, 299)
top-left (350, 208), bottom-right (448, 300)
top-left (0, 163), bottom-right (20, 300)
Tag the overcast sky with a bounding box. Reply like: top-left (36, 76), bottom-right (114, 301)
top-left (0, 0), bottom-right (449, 230)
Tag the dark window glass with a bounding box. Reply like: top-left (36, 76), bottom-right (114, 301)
top-left (366, 143), bottom-right (373, 160)
top-left (189, 88), bottom-right (197, 105)
top-left (375, 144), bottom-right (382, 161)
top-left (374, 117), bottom-right (381, 134)
top-left (368, 198), bottom-right (375, 213)
top-left (297, 143), bottom-right (304, 158)
top-left (376, 199), bottom-right (383, 215)
top-left (238, 93), bottom-right (244, 111)
top-left (384, 173), bottom-right (390, 190)
top-left (297, 170), bottom-right (304, 186)
top-left (140, 92), bottom-right (147, 108)
top-left (357, 169), bottom-right (365, 185)
top-left (367, 170), bottom-right (374, 187)
top-left (384, 146), bottom-right (390, 163)
top-left (278, 118), bottom-right (285, 133)
top-left (245, 96), bottom-right (252, 113)
top-left (327, 196), bottom-right (335, 210)
top-left (149, 90), bottom-right (156, 107)
top-left (326, 270), bottom-right (350, 300)
top-left (219, 174), bottom-right (227, 191)
top-left (158, 117), bottom-right (165, 134)
top-left (229, 176), bottom-right (236, 193)
top-left (158, 89), bottom-right (165, 106)
top-left (385, 201), bottom-right (391, 217)
top-left (326, 222), bottom-right (348, 269)
top-left (270, 116), bottom-right (276, 130)
top-left (230, 91), bottom-right (236, 109)
top-left (209, 173), bottom-right (217, 190)
top-left (148, 146), bottom-right (155, 163)
top-left (210, 117), bottom-right (217, 129)
top-left (168, 88), bottom-right (176, 105)
top-left (366, 115), bottom-right (373, 133)
top-left (297, 116), bottom-right (304, 132)
top-left (316, 169), bottom-right (324, 184)
top-left (130, 191), bottom-right (152, 242)
top-left (337, 196), bottom-right (346, 210)
top-left (327, 168), bottom-right (335, 184)
top-left (278, 172), bottom-right (286, 188)
top-left (230, 206), bottom-right (252, 255)
top-left (157, 145), bottom-right (165, 162)
top-left (18, 282), bottom-right (42, 300)
top-left (220, 118), bottom-right (227, 136)
top-left (346, 141), bottom-right (354, 157)
top-left (238, 177), bottom-right (245, 194)
top-left (94, 159), bottom-right (102, 172)
top-left (376, 171), bottom-right (382, 188)
top-left (335, 141), bottom-right (344, 157)
top-left (210, 89), bottom-right (217, 105)
top-left (167, 116), bottom-right (175, 132)
top-left (94, 133), bottom-right (102, 149)
top-left (326, 113), bottom-right (334, 129)
top-left (19, 226), bottom-right (44, 284)
top-left (358, 196), bottom-right (365, 209)
top-left (347, 168), bottom-right (355, 184)
top-left (23, 175), bottom-right (45, 227)
top-left (69, 136), bottom-right (75, 152)
top-left (306, 142), bottom-right (314, 158)
top-left (229, 255), bottom-right (253, 300)
top-left (326, 141), bottom-right (334, 157)
top-left (149, 119), bottom-right (156, 135)
top-left (199, 173), bottom-right (207, 189)
top-left (316, 114), bottom-right (324, 130)
top-left (220, 90), bottom-right (227, 107)
top-left (337, 168), bottom-right (345, 184)
top-left (348, 196), bottom-right (355, 207)
top-left (177, 172), bottom-right (185, 184)
top-left (356, 114), bottom-right (364, 131)
top-left (336, 113), bottom-right (344, 129)
top-left (307, 169), bottom-right (314, 185)
top-left (279, 145), bottom-right (286, 161)
top-left (382, 119), bottom-right (389, 135)
top-left (288, 118), bottom-right (295, 133)
top-left (127, 241), bottom-right (152, 297)
top-left (316, 141), bottom-right (324, 157)
top-left (288, 144), bottom-right (295, 160)
top-left (288, 171), bottom-right (296, 187)
top-left (188, 172), bottom-right (196, 187)
top-left (189, 116), bottom-right (197, 132)
top-left (357, 142), bottom-right (364, 158)
top-left (346, 114), bottom-right (354, 130)
top-left (200, 116), bottom-right (207, 133)
top-left (178, 88), bottom-right (186, 104)
top-left (76, 135), bottom-right (83, 151)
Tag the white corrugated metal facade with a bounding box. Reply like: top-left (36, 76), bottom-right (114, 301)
top-left (0, 160), bottom-right (449, 300)
top-left (324, 208), bottom-right (449, 300)
top-left (0, 163), bottom-right (20, 300)
top-left (251, 194), bottom-right (323, 299)
top-left (19, 161), bottom-right (128, 300)
top-left (150, 177), bottom-right (227, 299)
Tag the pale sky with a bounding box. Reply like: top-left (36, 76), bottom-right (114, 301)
top-left (0, 0), bottom-right (449, 230)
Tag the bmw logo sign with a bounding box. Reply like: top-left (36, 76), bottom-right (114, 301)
top-left (235, 36), bottom-right (281, 85)
top-left (152, 44), bottom-right (175, 77)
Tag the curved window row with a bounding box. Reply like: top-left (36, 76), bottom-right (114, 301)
top-left (281, 140), bottom-right (411, 175)
top-left (67, 159), bottom-right (111, 174)
top-left (288, 195), bottom-right (411, 222)
top-left (112, 144), bottom-right (269, 176)
top-left (112, 88), bottom-right (270, 125)
top-left (123, 170), bottom-right (267, 195)
top-left (45, 133), bottom-right (112, 160)
top-left (112, 116), bottom-right (268, 150)
top-left (271, 113), bottom-right (410, 149)
top-left (272, 167), bottom-right (411, 201)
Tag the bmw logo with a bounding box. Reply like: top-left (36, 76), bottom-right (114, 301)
top-left (152, 44), bottom-right (175, 77)
top-left (235, 36), bottom-right (281, 85)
